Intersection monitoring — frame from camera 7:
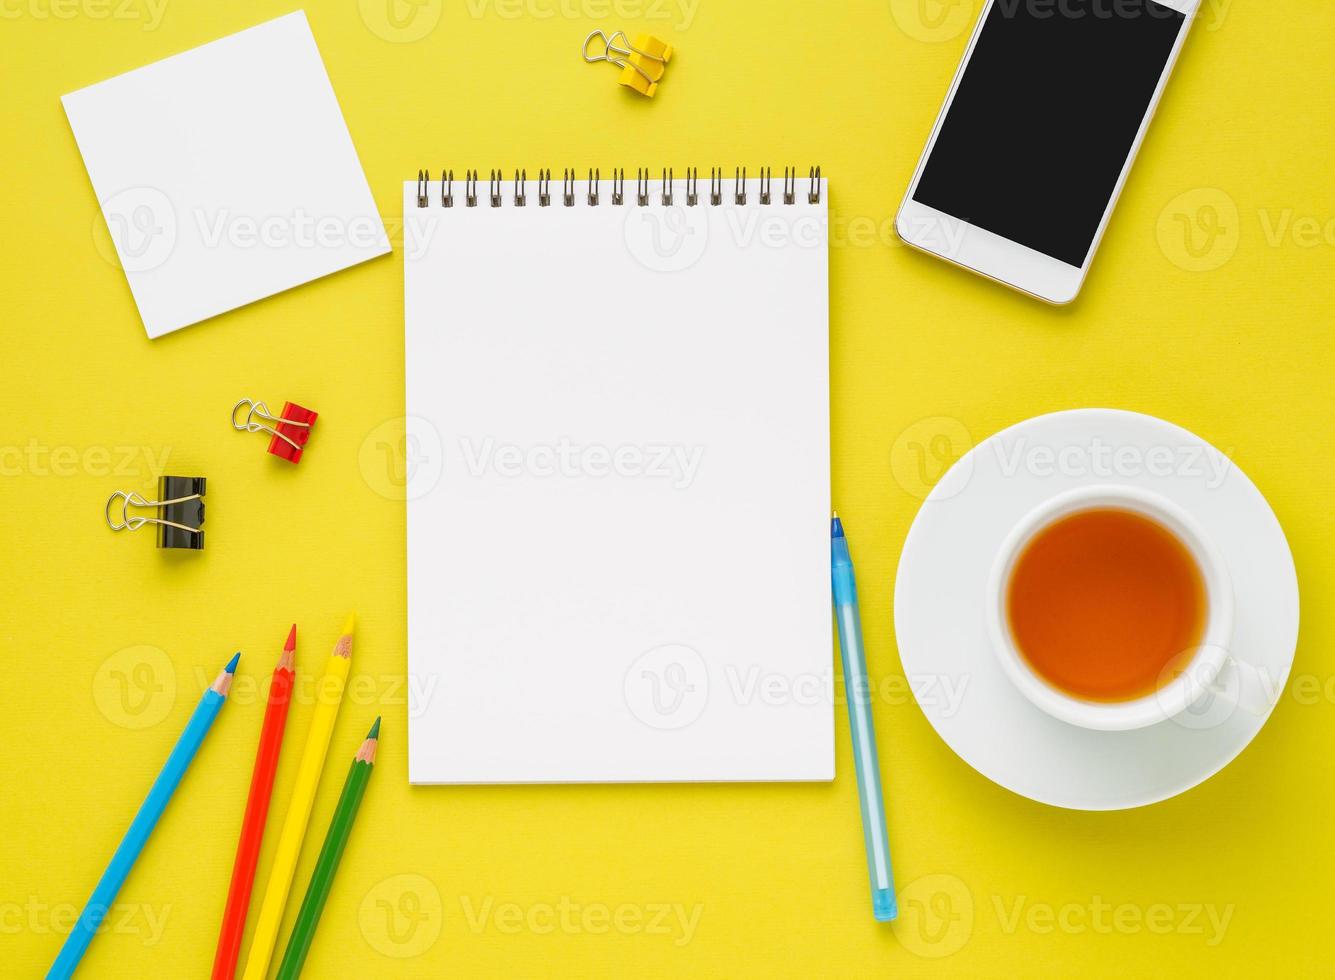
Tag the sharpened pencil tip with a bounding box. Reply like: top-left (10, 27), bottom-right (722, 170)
top-left (284, 623), bottom-right (297, 652)
top-left (225, 652), bottom-right (240, 673)
top-left (332, 614), bottom-right (355, 660)
top-left (356, 718), bottom-right (380, 764)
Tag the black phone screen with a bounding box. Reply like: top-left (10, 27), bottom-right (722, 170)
top-left (912, 0), bottom-right (1187, 267)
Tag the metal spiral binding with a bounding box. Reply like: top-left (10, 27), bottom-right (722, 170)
top-left (414, 166), bottom-right (821, 208)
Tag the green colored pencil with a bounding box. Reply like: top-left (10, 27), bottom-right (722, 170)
top-left (274, 717), bottom-right (379, 980)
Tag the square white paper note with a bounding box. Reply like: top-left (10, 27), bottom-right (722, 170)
top-left (63, 11), bottom-right (389, 338)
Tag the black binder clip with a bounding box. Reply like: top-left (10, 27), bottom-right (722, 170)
top-left (106, 476), bottom-right (206, 550)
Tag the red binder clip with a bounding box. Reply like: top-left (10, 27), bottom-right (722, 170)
top-left (232, 398), bottom-right (318, 463)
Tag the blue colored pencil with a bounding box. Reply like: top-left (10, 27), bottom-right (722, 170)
top-left (831, 514), bottom-right (897, 922)
top-left (48, 653), bottom-right (239, 979)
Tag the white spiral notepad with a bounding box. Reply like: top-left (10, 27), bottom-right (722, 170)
top-left (405, 168), bottom-right (832, 783)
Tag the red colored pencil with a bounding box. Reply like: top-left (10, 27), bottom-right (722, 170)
top-left (211, 625), bottom-right (297, 980)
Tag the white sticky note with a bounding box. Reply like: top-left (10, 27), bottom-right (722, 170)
top-left (63, 11), bottom-right (389, 338)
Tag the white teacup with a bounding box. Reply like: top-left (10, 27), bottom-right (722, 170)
top-left (986, 485), bottom-right (1272, 731)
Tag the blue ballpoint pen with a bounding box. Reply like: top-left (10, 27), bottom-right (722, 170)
top-left (831, 513), bottom-right (897, 922)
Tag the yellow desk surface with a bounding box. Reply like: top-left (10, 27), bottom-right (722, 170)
top-left (2, 2), bottom-right (1332, 976)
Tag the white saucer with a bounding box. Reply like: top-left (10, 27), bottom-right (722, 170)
top-left (894, 409), bottom-right (1299, 810)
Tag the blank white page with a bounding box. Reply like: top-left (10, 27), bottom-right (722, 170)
top-left (62, 12), bottom-right (388, 338)
top-left (405, 176), bottom-right (831, 783)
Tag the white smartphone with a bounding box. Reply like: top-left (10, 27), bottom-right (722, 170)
top-left (896, 0), bottom-right (1199, 303)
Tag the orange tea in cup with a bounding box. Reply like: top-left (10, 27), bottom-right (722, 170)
top-left (1005, 507), bottom-right (1207, 702)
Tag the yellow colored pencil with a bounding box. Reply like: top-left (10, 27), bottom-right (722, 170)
top-left (240, 614), bottom-right (354, 980)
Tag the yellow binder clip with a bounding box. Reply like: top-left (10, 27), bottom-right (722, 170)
top-left (582, 30), bottom-right (673, 98)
